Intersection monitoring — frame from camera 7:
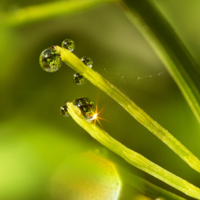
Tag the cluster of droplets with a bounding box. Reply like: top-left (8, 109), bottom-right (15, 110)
top-left (39, 39), bottom-right (93, 85)
top-left (60, 98), bottom-right (96, 121)
top-left (73, 56), bottom-right (93, 85)
top-left (39, 39), bottom-right (95, 120)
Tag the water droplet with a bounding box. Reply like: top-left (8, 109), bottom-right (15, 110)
top-left (81, 56), bottom-right (93, 68)
top-left (39, 47), bottom-right (62, 72)
top-left (73, 97), bottom-right (96, 120)
top-left (62, 39), bottom-right (75, 52)
top-left (73, 73), bottom-right (86, 85)
top-left (60, 104), bottom-right (69, 117)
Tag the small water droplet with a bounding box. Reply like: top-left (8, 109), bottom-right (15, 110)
top-left (62, 39), bottom-right (75, 52)
top-left (39, 47), bottom-right (62, 72)
top-left (73, 97), bottom-right (96, 120)
top-left (81, 56), bottom-right (93, 68)
top-left (73, 73), bottom-right (86, 85)
top-left (60, 104), bottom-right (69, 117)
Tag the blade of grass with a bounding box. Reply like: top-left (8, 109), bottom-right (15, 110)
top-left (67, 102), bottom-right (200, 199)
top-left (2, 0), bottom-right (118, 27)
top-left (119, 0), bottom-right (200, 123)
top-left (54, 45), bottom-right (200, 173)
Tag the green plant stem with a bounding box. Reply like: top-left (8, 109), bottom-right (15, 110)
top-left (67, 102), bottom-right (200, 199)
top-left (2, 0), bottom-right (118, 27)
top-left (119, 0), bottom-right (200, 123)
top-left (55, 45), bottom-right (200, 174)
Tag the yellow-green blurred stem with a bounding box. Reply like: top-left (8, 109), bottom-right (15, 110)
top-left (2, 0), bottom-right (119, 27)
top-left (67, 102), bottom-right (200, 199)
top-left (55, 45), bottom-right (200, 174)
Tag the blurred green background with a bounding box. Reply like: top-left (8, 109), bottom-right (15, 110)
top-left (1, 0), bottom-right (200, 199)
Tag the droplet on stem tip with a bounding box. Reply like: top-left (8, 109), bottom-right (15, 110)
top-left (73, 97), bottom-right (96, 121)
top-left (39, 47), bottom-right (62, 72)
top-left (62, 39), bottom-right (75, 52)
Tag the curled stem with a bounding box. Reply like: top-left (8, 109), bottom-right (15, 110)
top-left (55, 45), bottom-right (200, 174)
top-left (67, 102), bottom-right (200, 199)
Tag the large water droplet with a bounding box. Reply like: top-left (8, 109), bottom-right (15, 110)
top-left (62, 39), bottom-right (75, 52)
top-left (60, 104), bottom-right (69, 117)
top-left (73, 97), bottom-right (96, 121)
top-left (81, 56), bottom-right (93, 68)
top-left (73, 73), bottom-right (86, 85)
top-left (39, 47), bottom-right (62, 72)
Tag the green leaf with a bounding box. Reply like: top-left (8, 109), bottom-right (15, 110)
top-left (120, 0), bottom-right (200, 123)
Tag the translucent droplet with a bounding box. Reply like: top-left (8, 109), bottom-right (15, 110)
top-left (73, 97), bottom-right (96, 120)
top-left (81, 56), bottom-right (93, 68)
top-left (73, 73), bottom-right (86, 85)
top-left (39, 47), bottom-right (62, 72)
top-left (62, 39), bottom-right (75, 52)
top-left (60, 104), bottom-right (69, 117)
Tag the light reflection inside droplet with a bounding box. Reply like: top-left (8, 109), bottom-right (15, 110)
top-left (87, 113), bottom-right (98, 122)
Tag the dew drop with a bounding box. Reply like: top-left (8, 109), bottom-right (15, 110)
top-left (62, 39), bottom-right (75, 52)
top-left (73, 97), bottom-right (96, 120)
top-left (73, 73), bottom-right (86, 85)
top-left (39, 47), bottom-right (62, 72)
top-left (60, 104), bottom-right (69, 117)
top-left (81, 56), bottom-right (93, 68)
